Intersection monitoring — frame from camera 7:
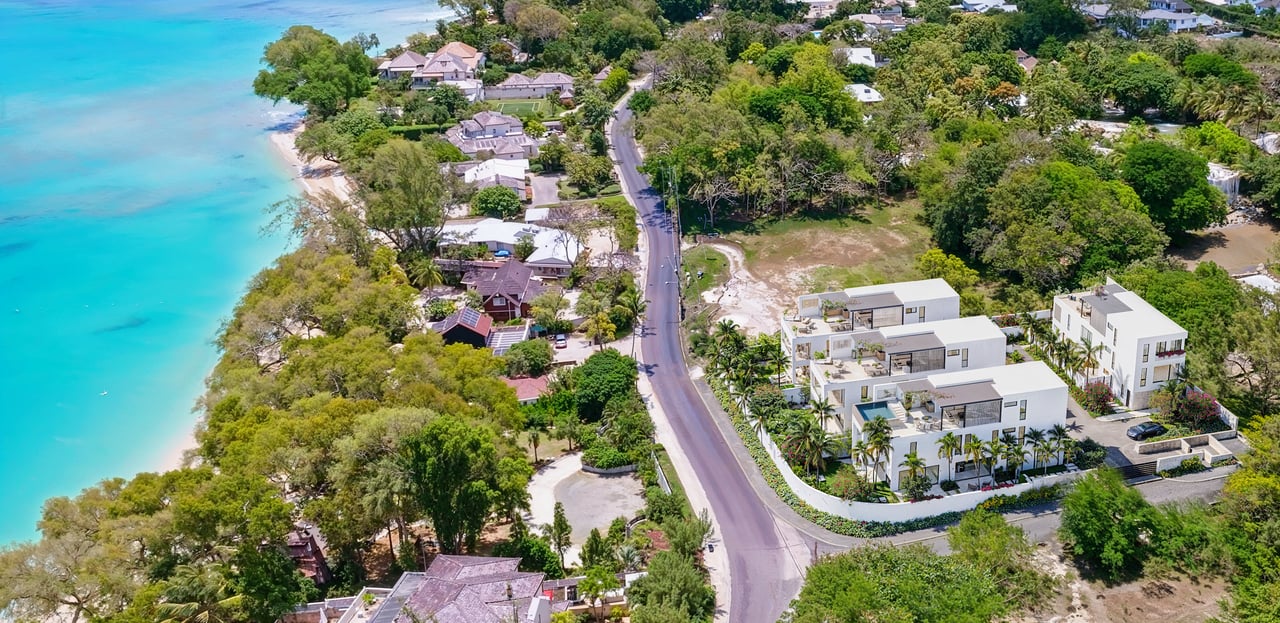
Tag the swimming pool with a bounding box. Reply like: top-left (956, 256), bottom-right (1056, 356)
top-left (857, 401), bottom-right (895, 421)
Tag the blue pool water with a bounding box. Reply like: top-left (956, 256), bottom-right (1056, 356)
top-left (857, 401), bottom-right (894, 421)
top-left (0, 0), bottom-right (448, 544)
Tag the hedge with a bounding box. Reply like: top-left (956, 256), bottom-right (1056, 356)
top-left (583, 443), bottom-right (631, 470)
top-left (709, 378), bottom-right (1066, 537)
top-left (387, 121), bottom-right (457, 140)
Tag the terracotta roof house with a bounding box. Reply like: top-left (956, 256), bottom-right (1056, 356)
top-left (378, 50), bottom-right (431, 79)
top-left (466, 259), bottom-right (546, 321)
top-left (436, 308), bottom-right (493, 349)
top-left (436, 41), bottom-right (484, 69)
top-left (503, 376), bottom-right (550, 404)
top-left (1014, 48), bottom-right (1039, 73)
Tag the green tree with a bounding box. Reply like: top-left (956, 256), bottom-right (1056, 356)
top-left (471, 185), bottom-right (523, 219)
top-left (233, 544), bottom-right (318, 623)
top-left (915, 249), bottom-right (979, 290)
top-left (664, 510), bottom-right (714, 559)
top-left (1059, 469), bottom-right (1155, 579)
top-left (253, 26), bottom-right (371, 118)
top-left (565, 153), bottom-right (615, 195)
top-left (505, 338), bottom-right (554, 378)
top-left (948, 509), bottom-right (1047, 607)
top-left (828, 464), bottom-right (876, 502)
top-left (625, 551), bottom-right (716, 620)
top-left (295, 122), bottom-right (351, 163)
top-left (546, 501), bottom-right (573, 573)
top-left (579, 566), bottom-right (622, 620)
top-left (573, 349), bottom-right (638, 420)
top-left (1108, 56), bottom-right (1178, 117)
top-left (1121, 141), bottom-right (1227, 236)
top-left (404, 416), bottom-right (517, 554)
top-left (356, 140), bottom-right (466, 256)
top-left (580, 528), bottom-right (617, 572)
top-left (156, 564), bottom-right (243, 623)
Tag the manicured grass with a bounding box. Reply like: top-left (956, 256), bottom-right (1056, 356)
top-left (681, 245), bottom-right (730, 306)
top-left (495, 99), bottom-right (549, 116)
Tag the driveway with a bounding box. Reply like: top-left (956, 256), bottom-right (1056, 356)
top-left (530, 173), bottom-right (564, 207)
top-left (1066, 407), bottom-right (1151, 467)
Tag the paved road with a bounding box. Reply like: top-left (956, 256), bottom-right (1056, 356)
top-left (611, 90), bottom-right (805, 623)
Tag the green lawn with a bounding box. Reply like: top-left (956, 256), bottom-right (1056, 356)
top-left (654, 445), bottom-right (694, 517)
top-left (681, 245), bottom-right (730, 306)
top-left (495, 99), bottom-right (549, 117)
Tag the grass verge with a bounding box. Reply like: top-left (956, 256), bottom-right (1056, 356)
top-left (654, 444), bottom-right (694, 518)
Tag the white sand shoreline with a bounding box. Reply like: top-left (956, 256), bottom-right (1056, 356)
top-left (156, 121), bottom-right (358, 473)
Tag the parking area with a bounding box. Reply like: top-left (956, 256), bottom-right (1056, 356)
top-left (1066, 408), bottom-right (1150, 467)
top-left (530, 173), bottom-right (564, 207)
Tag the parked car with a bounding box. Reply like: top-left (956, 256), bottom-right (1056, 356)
top-left (495, 249), bottom-right (511, 258)
top-left (554, 334), bottom-right (568, 349)
top-left (1127, 422), bottom-right (1167, 441)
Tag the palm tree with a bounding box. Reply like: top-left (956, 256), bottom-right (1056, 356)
top-left (811, 397), bottom-right (838, 431)
top-left (1239, 90), bottom-right (1274, 137)
top-left (863, 417), bottom-right (894, 482)
top-left (850, 440), bottom-right (871, 479)
top-left (1081, 341), bottom-right (1104, 384)
top-left (158, 564), bottom-right (244, 623)
top-left (748, 409), bottom-right (769, 440)
top-left (617, 545), bottom-right (643, 573)
top-left (1033, 439), bottom-right (1055, 475)
top-left (981, 440), bottom-right (1004, 486)
top-left (937, 432), bottom-right (962, 482)
top-left (1024, 428), bottom-right (1046, 472)
top-left (407, 256), bottom-right (444, 291)
top-left (713, 319), bottom-right (743, 374)
top-left (1049, 424), bottom-right (1070, 466)
top-left (529, 429), bottom-right (541, 463)
top-left (786, 416), bottom-right (831, 475)
top-left (965, 436), bottom-right (985, 484)
top-left (900, 451), bottom-right (928, 480)
top-left (616, 290), bottom-right (647, 357)
top-left (1002, 441), bottom-right (1028, 481)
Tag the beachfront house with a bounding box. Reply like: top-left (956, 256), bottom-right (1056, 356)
top-left (378, 50), bottom-right (431, 80)
top-left (462, 259), bottom-right (546, 321)
top-left (452, 158), bottom-right (530, 199)
top-left (439, 217), bottom-right (582, 278)
top-left (1051, 280), bottom-right (1188, 410)
top-left (377, 42), bottom-right (486, 100)
top-left (852, 362), bottom-right (1068, 490)
top-left (445, 112), bottom-right (541, 159)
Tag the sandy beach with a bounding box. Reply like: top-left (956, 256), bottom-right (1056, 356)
top-left (268, 124), bottom-right (356, 204)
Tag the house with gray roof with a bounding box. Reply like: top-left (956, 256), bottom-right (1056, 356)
top-left (378, 51), bottom-right (431, 80)
top-left (487, 72), bottom-right (576, 101)
top-left (446, 112), bottom-right (540, 159)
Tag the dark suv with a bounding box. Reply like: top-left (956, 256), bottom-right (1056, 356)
top-left (1127, 422), bottom-right (1167, 441)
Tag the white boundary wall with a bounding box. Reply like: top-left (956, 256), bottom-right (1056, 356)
top-left (755, 428), bottom-right (1083, 522)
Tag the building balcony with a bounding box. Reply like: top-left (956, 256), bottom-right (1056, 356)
top-left (1155, 349), bottom-right (1186, 358)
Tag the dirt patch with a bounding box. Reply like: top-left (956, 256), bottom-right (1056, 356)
top-left (1023, 541), bottom-right (1228, 623)
top-left (723, 202), bottom-right (933, 305)
top-left (1174, 218), bottom-right (1280, 274)
top-left (694, 240), bottom-right (788, 336)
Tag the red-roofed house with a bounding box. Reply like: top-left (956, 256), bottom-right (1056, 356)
top-left (436, 308), bottom-right (492, 349)
top-left (464, 259), bottom-right (546, 321)
top-left (502, 375), bottom-right (550, 404)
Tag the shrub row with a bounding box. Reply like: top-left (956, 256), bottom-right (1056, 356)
top-left (710, 378), bottom-right (1068, 537)
top-left (387, 122), bottom-right (457, 140)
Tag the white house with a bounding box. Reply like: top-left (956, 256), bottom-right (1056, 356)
top-left (781, 279), bottom-right (962, 384)
top-left (456, 158), bottom-right (530, 198)
top-left (439, 218), bottom-right (583, 277)
top-left (802, 316), bottom-right (1010, 432)
top-left (833, 46), bottom-right (877, 68)
top-left (845, 83), bottom-right (884, 103)
top-left (1051, 280), bottom-right (1188, 409)
top-left (487, 72), bottom-right (576, 101)
top-left (961, 0), bottom-right (1018, 11)
top-left (379, 42), bottom-right (486, 94)
top-left (378, 50), bottom-right (431, 80)
top-left (852, 361), bottom-right (1068, 490)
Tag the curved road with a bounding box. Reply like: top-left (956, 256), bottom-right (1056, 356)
top-left (610, 90), bottom-right (806, 623)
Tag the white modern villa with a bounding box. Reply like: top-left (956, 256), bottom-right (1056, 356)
top-left (1051, 280), bottom-right (1188, 410)
top-left (856, 361), bottom-right (1069, 490)
top-left (780, 279), bottom-right (1070, 492)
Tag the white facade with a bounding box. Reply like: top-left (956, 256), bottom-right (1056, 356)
top-left (855, 362), bottom-right (1069, 490)
top-left (805, 316), bottom-right (1009, 430)
top-left (439, 218), bottom-right (583, 277)
top-left (833, 46), bottom-right (877, 68)
top-left (1051, 280), bottom-right (1188, 409)
top-left (845, 83), bottom-right (884, 103)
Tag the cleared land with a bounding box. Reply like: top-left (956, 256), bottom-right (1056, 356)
top-left (1174, 218), bottom-right (1280, 273)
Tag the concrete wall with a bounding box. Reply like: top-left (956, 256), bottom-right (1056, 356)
top-left (581, 464), bottom-right (637, 475)
top-left (755, 427), bottom-right (1081, 522)
top-left (1156, 452), bottom-right (1205, 472)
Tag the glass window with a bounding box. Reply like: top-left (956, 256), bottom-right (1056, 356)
top-left (911, 348), bottom-right (945, 372)
top-left (1004, 401), bottom-right (1018, 407)
top-left (861, 385), bottom-right (869, 402)
top-left (1172, 339), bottom-right (1183, 351)
top-left (1143, 344), bottom-right (1149, 363)
top-left (1019, 400), bottom-right (1027, 420)
top-left (947, 349), bottom-right (960, 356)
top-left (909, 441), bottom-right (917, 455)
top-left (961, 348), bottom-right (969, 368)
top-left (1140, 368), bottom-right (1147, 387)
top-left (1156, 341), bottom-right (1167, 354)
top-left (904, 307), bottom-right (916, 314)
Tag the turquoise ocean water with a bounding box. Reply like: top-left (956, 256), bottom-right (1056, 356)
top-left (0, 0), bottom-right (447, 544)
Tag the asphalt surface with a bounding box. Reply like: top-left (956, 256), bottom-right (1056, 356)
top-left (611, 92), bottom-right (805, 623)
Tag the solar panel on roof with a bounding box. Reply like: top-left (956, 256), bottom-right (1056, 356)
top-left (459, 308), bottom-right (482, 327)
